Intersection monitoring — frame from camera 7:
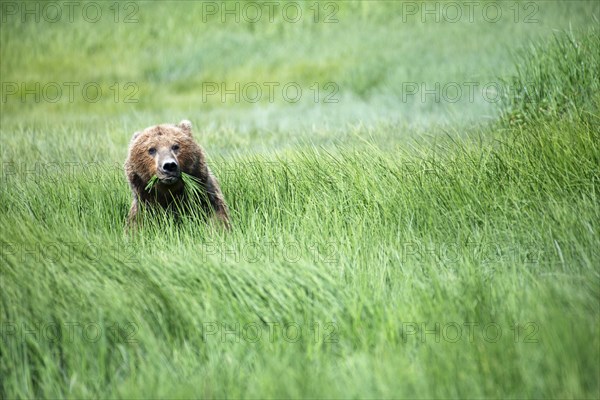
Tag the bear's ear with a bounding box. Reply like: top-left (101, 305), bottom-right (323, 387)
top-left (178, 120), bottom-right (193, 136)
top-left (131, 131), bottom-right (142, 142)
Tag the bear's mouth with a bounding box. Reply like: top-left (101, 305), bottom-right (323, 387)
top-left (158, 175), bottom-right (180, 185)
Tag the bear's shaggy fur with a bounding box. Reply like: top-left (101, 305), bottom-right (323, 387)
top-left (124, 120), bottom-right (230, 228)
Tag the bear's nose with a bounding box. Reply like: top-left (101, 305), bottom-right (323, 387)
top-left (162, 161), bottom-right (179, 173)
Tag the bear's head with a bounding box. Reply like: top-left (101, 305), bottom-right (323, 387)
top-left (126, 120), bottom-right (203, 187)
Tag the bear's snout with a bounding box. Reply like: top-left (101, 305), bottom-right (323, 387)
top-left (162, 160), bottom-right (179, 174)
top-left (157, 157), bottom-right (181, 184)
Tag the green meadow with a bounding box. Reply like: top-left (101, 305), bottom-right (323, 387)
top-left (1, 0), bottom-right (599, 398)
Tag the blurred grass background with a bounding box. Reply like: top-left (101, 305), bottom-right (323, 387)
top-left (1, 0), bottom-right (598, 151)
top-left (1, 1), bottom-right (599, 398)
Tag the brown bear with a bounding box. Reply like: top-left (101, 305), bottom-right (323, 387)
top-left (124, 120), bottom-right (230, 229)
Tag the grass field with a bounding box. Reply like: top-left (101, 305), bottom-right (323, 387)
top-left (1, 1), bottom-right (599, 398)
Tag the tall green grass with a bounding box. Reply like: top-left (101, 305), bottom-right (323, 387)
top-left (501, 25), bottom-right (600, 125)
top-left (1, 6), bottom-right (599, 400)
top-left (2, 48), bottom-right (600, 400)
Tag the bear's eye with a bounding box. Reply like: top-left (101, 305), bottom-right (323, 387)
top-left (148, 148), bottom-right (156, 156)
top-left (171, 144), bottom-right (180, 151)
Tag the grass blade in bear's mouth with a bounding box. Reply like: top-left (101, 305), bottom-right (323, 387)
top-left (181, 172), bottom-right (204, 195)
top-left (145, 175), bottom-right (158, 192)
top-left (145, 173), bottom-right (202, 194)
